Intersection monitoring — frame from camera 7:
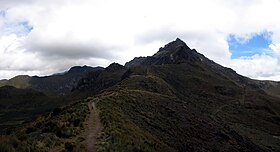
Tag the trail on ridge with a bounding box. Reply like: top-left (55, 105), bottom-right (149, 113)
top-left (86, 101), bottom-right (102, 152)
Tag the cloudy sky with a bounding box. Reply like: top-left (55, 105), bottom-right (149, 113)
top-left (1, 0), bottom-right (280, 80)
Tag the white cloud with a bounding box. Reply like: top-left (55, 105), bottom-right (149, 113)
top-left (230, 54), bottom-right (279, 80)
top-left (0, 0), bottom-right (280, 80)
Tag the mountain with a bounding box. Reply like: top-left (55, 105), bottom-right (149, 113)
top-left (75, 38), bottom-right (280, 151)
top-left (0, 65), bottom-right (103, 96)
top-left (127, 38), bottom-right (280, 96)
top-left (125, 38), bottom-right (203, 67)
top-left (1, 38), bottom-right (280, 151)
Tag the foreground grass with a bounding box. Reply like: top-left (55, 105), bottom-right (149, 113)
top-left (0, 100), bottom-right (89, 152)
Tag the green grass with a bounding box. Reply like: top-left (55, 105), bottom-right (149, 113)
top-left (95, 90), bottom-right (176, 152)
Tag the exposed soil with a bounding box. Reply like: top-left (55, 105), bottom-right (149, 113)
top-left (86, 101), bottom-right (102, 152)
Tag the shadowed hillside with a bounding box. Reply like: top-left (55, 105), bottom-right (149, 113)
top-left (0, 66), bottom-right (103, 96)
top-left (0, 86), bottom-right (51, 132)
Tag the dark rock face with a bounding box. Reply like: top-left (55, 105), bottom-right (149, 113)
top-left (125, 38), bottom-right (204, 67)
top-left (124, 57), bottom-right (146, 67)
top-left (155, 38), bottom-right (195, 59)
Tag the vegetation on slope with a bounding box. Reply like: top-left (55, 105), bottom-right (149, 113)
top-left (0, 100), bottom-right (89, 152)
top-left (90, 69), bottom-right (248, 151)
top-left (94, 90), bottom-right (176, 152)
top-left (91, 62), bottom-right (280, 151)
top-left (0, 86), bottom-right (51, 131)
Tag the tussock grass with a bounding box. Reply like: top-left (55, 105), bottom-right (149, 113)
top-left (1, 100), bottom-right (89, 151)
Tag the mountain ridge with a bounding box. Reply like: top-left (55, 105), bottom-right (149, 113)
top-left (0, 65), bottom-right (103, 96)
top-left (1, 37), bottom-right (279, 97)
top-left (1, 38), bottom-right (280, 151)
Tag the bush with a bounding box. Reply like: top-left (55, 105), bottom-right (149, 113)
top-left (0, 143), bottom-right (15, 152)
top-left (73, 119), bottom-right (81, 127)
top-left (25, 126), bottom-right (36, 134)
top-left (64, 142), bottom-right (74, 152)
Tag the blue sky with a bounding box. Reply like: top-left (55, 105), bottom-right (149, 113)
top-left (16, 21), bottom-right (33, 36)
top-left (0, 10), bottom-right (6, 17)
top-left (227, 32), bottom-right (273, 59)
top-left (2, 21), bottom-right (33, 37)
top-left (1, 9), bottom-right (33, 36)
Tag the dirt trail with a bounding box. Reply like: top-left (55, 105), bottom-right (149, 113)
top-left (86, 101), bottom-right (102, 152)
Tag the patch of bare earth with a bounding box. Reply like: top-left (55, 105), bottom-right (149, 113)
top-left (85, 101), bottom-right (103, 152)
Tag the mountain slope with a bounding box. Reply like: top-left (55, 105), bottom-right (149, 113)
top-left (0, 86), bottom-right (51, 132)
top-left (89, 38), bottom-right (280, 151)
top-left (0, 99), bottom-right (89, 152)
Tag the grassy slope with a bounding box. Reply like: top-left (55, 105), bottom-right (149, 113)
top-left (152, 64), bottom-right (280, 151)
top-left (94, 63), bottom-right (280, 151)
top-left (0, 85), bottom-right (87, 133)
top-left (0, 100), bottom-right (89, 152)
top-left (95, 90), bottom-right (176, 152)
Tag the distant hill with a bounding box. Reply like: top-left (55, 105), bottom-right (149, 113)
top-left (75, 62), bottom-right (126, 93)
top-left (0, 86), bottom-right (51, 131)
top-left (0, 65), bottom-right (103, 96)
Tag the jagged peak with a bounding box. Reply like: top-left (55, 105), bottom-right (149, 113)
top-left (106, 62), bottom-right (125, 72)
top-left (154, 38), bottom-right (198, 60)
top-left (174, 37), bottom-right (186, 45)
top-left (158, 38), bottom-right (191, 53)
top-left (68, 65), bottom-right (96, 74)
top-left (125, 38), bottom-right (204, 67)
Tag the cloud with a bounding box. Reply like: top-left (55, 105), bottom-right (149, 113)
top-left (24, 37), bottom-right (118, 60)
top-left (0, 0), bottom-right (34, 9)
top-left (1, 0), bottom-right (280, 80)
top-left (230, 54), bottom-right (279, 80)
